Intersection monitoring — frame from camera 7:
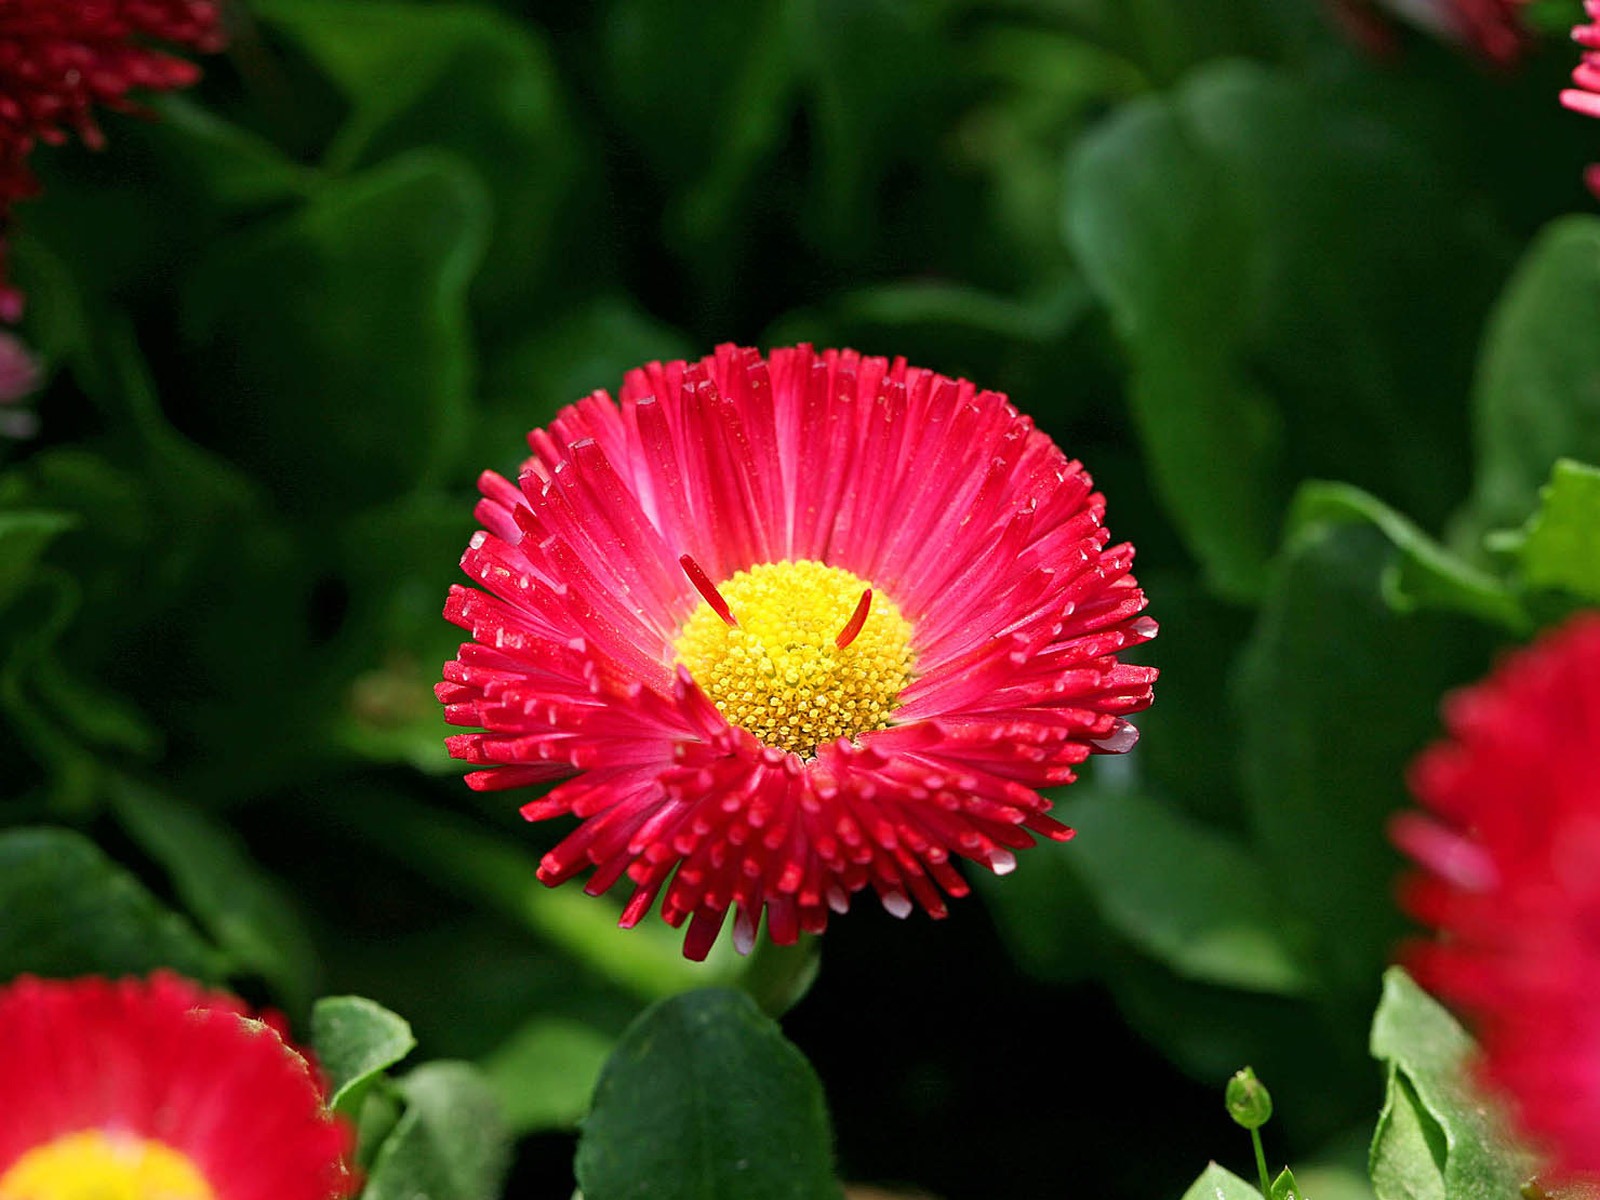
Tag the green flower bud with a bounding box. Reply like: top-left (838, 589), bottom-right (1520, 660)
top-left (1226, 1066), bottom-right (1273, 1130)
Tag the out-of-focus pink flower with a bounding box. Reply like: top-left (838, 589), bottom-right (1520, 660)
top-left (1394, 613), bottom-right (1600, 1181)
top-left (1562, 0), bottom-right (1600, 199)
top-left (0, 972), bottom-right (353, 1199)
top-left (1327, 0), bottom-right (1528, 63)
top-left (0, 329), bottom-right (39, 439)
top-left (0, 1), bottom-right (227, 319)
top-left (438, 344), bottom-right (1158, 960)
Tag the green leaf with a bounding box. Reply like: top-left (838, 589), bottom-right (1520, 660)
top-left (1500, 458), bottom-right (1600, 603)
top-left (145, 95), bottom-right (318, 208)
top-left (1181, 1162), bottom-right (1264, 1200)
top-left (311, 995), bottom-right (418, 1114)
top-left (256, 0), bottom-right (576, 337)
top-left (481, 1017), bottom-right (615, 1134)
top-left (576, 988), bottom-right (843, 1200)
top-left (1469, 216), bottom-right (1600, 534)
top-left (0, 510), bottom-right (76, 611)
top-left (1368, 968), bottom-right (1534, 1199)
top-left (180, 151), bottom-right (488, 515)
top-left (1066, 71), bottom-right (1280, 598)
top-left (1287, 482), bottom-right (1529, 633)
top-left (336, 790), bottom-right (746, 1000)
top-left (601, 0), bottom-right (795, 262)
top-left (0, 827), bottom-right (221, 981)
top-left (790, 0), bottom-right (958, 252)
top-left (1056, 790), bottom-right (1311, 995)
top-left (477, 295), bottom-right (694, 478)
top-left (1370, 1069), bottom-right (1447, 1200)
top-left (1235, 524), bottom-right (1496, 1007)
top-left (108, 779), bottom-right (318, 1012)
top-left (1067, 62), bottom-right (1499, 599)
top-left (364, 1062), bottom-right (512, 1200)
top-left (1270, 1167), bottom-right (1305, 1200)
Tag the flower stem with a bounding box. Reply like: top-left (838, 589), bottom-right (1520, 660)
top-left (1251, 1128), bottom-right (1271, 1198)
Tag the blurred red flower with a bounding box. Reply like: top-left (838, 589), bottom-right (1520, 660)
top-left (0, 0), bottom-right (226, 319)
top-left (1327, 0), bottom-right (1527, 62)
top-left (1394, 612), bottom-right (1600, 1180)
top-left (0, 972), bottom-right (352, 1200)
top-left (438, 344), bottom-right (1157, 960)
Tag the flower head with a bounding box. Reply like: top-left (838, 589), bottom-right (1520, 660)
top-left (1562, 0), bottom-right (1600, 200)
top-left (0, 972), bottom-right (352, 1200)
top-left (0, 0), bottom-right (226, 319)
top-left (1393, 612), bottom-right (1600, 1180)
top-left (438, 344), bottom-right (1157, 960)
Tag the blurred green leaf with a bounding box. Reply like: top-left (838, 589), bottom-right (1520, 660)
top-left (145, 95), bottom-right (318, 207)
top-left (365, 1062), bottom-right (512, 1200)
top-left (108, 778), bottom-right (319, 1011)
top-left (1058, 789), bottom-right (1311, 995)
top-left (789, 0), bottom-right (958, 251)
top-left (1, 570), bottom-right (158, 810)
top-left (338, 790), bottom-right (747, 1000)
top-left (602, 0), bottom-right (795, 262)
top-left (1066, 68), bottom-right (1281, 598)
top-left (478, 295), bottom-right (694, 477)
top-left (1068, 62), bottom-right (1499, 599)
top-left (1469, 216), bottom-right (1600, 535)
top-left (257, 0), bottom-right (576, 337)
top-left (1181, 1163), bottom-right (1264, 1200)
top-left (181, 150), bottom-right (488, 514)
top-left (311, 994), bottom-right (418, 1114)
top-left (1235, 523), bottom-right (1494, 1009)
top-left (326, 493), bottom-right (473, 773)
top-left (481, 1016), bottom-right (614, 1134)
top-left (0, 827), bottom-right (221, 981)
top-left (1495, 458), bottom-right (1600, 603)
top-left (1368, 968), bottom-right (1533, 1200)
top-left (576, 988), bottom-right (842, 1200)
top-left (0, 510), bottom-right (76, 610)
top-left (1287, 483), bottom-right (1529, 632)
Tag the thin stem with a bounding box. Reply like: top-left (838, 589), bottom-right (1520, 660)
top-left (1251, 1127), bottom-right (1271, 1198)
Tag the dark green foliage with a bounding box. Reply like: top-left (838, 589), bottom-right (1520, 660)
top-left (1, 0), bottom-right (1594, 1195)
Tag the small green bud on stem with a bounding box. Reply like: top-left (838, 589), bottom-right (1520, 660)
top-left (1226, 1066), bottom-right (1274, 1131)
top-left (1225, 1066), bottom-right (1275, 1197)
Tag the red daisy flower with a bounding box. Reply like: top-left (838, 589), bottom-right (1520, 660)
top-left (437, 344), bottom-right (1158, 960)
top-left (0, 0), bottom-right (226, 319)
top-left (0, 972), bottom-right (352, 1200)
top-left (1325, 0), bottom-right (1527, 62)
top-left (1393, 612), bottom-right (1600, 1180)
top-left (1562, 0), bottom-right (1600, 200)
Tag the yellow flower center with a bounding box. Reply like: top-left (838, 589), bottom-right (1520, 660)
top-left (674, 559), bottom-right (915, 757)
top-left (0, 1130), bottom-right (214, 1200)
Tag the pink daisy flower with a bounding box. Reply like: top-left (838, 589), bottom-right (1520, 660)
top-left (0, 972), bottom-right (352, 1200)
top-left (437, 344), bottom-right (1158, 961)
top-left (1562, 0), bottom-right (1600, 199)
top-left (1393, 612), bottom-right (1600, 1181)
top-left (0, 0), bottom-right (226, 320)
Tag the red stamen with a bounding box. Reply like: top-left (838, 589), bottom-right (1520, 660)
top-left (680, 554), bottom-right (737, 627)
top-left (835, 588), bottom-right (872, 649)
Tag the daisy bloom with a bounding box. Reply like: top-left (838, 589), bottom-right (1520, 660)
top-left (437, 344), bottom-right (1157, 960)
top-left (1392, 612), bottom-right (1600, 1180)
top-left (0, 972), bottom-right (352, 1200)
top-left (0, 0), bottom-right (226, 319)
top-left (1562, 0), bottom-right (1600, 200)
